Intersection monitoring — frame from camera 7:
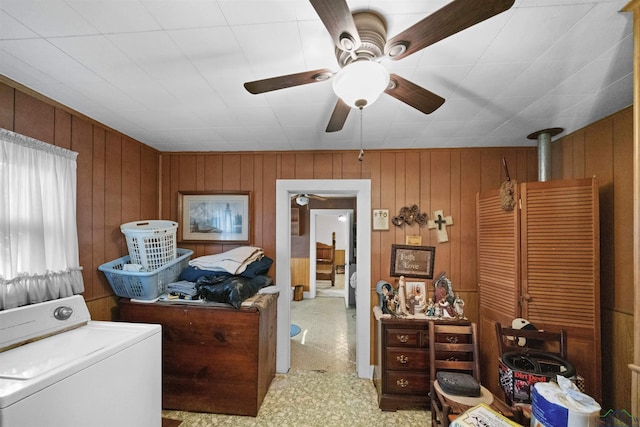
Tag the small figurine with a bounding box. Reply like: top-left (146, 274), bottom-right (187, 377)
top-left (454, 294), bottom-right (465, 318)
top-left (426, 298), bottom-right (436, 317)
top-left (397, 276), bottom-right (409, 316)
top-left (439, 297), bottom-right (455, 318)
top-left (378, 281), bottom-right (396, 315)
top-left (434, 303), bottom-right (442, 318)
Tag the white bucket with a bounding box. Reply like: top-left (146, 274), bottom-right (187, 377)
top-left (530, 377), bottom-right (600, 427)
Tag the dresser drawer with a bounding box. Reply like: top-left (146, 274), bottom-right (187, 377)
top-left (386, 347), bottom-right (429, 371)
top-left (385, 328), bottom-right (426, 347)
top-left (384, 371), bottom-right (430, 395)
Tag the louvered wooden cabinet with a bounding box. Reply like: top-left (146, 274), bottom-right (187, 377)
top-left (477, 177), bottom-right (601, 402)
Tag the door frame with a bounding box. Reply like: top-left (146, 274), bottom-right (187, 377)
top-left (309, 208), bottom-right (353, 304)
top-left (275, 179), bottom-right (372, 378)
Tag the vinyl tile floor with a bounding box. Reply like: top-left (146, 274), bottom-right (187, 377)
top-left (161, 275), bottom-right (432, 426)
top-left (290, 276), bottom-right (356, 373)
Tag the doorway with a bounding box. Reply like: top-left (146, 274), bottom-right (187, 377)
top-left (275, 179), bottom-right (371, 379)
top-left (309, 209), bottom-right (353, 305)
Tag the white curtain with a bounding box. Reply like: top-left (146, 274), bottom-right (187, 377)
top-left (0, 128), bottom-right (84, 310)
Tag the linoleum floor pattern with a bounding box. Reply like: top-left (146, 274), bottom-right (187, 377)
top-left (290, 288), bottom-right (355, 372)
top-left (161, 274), bottom-right (432, 426)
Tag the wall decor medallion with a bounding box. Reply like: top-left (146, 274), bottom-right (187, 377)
top-left (392, 204), bottom-right (428, 227)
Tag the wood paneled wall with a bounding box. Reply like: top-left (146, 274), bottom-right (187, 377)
top-left (159, 148), bottom-right (539, 371)
top-left (4, 74), bottom-right (633, 411)
top-left (0, 77), bottom-right (159, 320)
top-left (551, 105), bottom-right (633, 412)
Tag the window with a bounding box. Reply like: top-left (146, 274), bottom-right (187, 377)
top-left (0, 128), bottom-right (84, 310)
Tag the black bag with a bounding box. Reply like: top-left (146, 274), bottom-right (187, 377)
top-left (436, 371), bottom-right (481, 397)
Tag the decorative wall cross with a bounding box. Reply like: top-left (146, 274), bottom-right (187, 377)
top-left (428, 210), bottom-right (453, 243)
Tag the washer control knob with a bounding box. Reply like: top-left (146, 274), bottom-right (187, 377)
top-left (54, 306), bottom-right (73, 320)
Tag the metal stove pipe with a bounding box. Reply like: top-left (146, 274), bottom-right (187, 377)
top-left (527, 128), bottom-right (564, 182)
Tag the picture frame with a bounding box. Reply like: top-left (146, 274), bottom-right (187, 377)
top-left (405, 280), bottom-right (427, 304)
top-left (178, 191), bottom-right (251, 243)
top-left (372, 209), bottom-right (390, 231)
top-left (390, 244), bottom-right (436, 279)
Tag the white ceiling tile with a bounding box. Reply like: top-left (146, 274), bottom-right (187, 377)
top-left (218, 1), bottom-right (298, 26)
top-left (0, 10), bottom-right (38, 39)
top-left (2, 38), bottom-right (102, 84)
top-left (142, 0), bottom-right (227, 29)
top-left (0, 0), bottom-right (96, 37)
top-left (66, 0), bottom-right (161, 33)
top-left (480, 4), bottom-right (593, 64)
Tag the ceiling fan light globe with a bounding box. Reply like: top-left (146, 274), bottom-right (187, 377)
top-left (296, 195), bottom-right (309, 206)
top-left (332, 60), bottom-right (390, 109)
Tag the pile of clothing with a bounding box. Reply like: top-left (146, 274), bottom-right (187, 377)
top-left (168, 246), bottom-right (273, 308)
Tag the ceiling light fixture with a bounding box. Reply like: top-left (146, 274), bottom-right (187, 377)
top-left (295, 195), bottom-right (309, 206)
top-left (332, 60), bottom-right (390, 109)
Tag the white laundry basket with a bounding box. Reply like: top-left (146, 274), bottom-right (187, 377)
top-left (120, 220), bottom-right (178, 271)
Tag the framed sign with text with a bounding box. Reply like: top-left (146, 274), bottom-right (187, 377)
top-left (390, 244), bottom-right (436, 279)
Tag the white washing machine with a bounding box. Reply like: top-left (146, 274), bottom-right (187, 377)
top-left (0, 295), bottom-right (161, 427)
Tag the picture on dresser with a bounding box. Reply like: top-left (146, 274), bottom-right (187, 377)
top-left (178, 191), bottom-right (252, 243)
top-left (390, 244), bottom-right (435, 279)
top-left (405, 280), bottom-right (427, 314)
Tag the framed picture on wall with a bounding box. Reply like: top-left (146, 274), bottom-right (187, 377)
top-left (178, 191), bottom-right (251, 243)
top-left (372, 209), bottom-right (390, 230)
top-left (390, 244), bottom-right (436, 279)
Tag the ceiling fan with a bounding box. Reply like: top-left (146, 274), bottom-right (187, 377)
top-left (244, 0), bottom-right (515, 132)
top-left (291, 194), bottom-right (328, 206)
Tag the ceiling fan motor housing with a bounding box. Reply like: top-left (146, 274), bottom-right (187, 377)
top-left (335, 12), bottom-right (387, 67)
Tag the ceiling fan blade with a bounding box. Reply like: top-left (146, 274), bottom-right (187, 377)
top-left (309, 0), bottom-right (361, 52)
top-left (244, 69), bottom-right (333, 94)
top-left (309, 194), bottom-right (328, 201)
top-left (326, 98), bottom-right (351, 132)
top-left (385, 74), bottom-right (445, 115)
top-left (385, 0), bottom-right (515, 61)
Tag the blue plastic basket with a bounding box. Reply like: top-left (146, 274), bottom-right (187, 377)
top-left (99, 248), bottom-right (193, 300)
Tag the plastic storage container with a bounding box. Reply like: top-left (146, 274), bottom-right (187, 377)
top-left (99, 248), bottom-right (192, 300)
top-left (120, 220), bottom-right (178, 271)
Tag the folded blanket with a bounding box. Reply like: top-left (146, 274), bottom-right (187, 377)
top-left (180, 256), bottom-right (273, 282)
top-left (188, 246), bottom-right (264, 275)
top-left (167, 280), bottom-right (199, 297)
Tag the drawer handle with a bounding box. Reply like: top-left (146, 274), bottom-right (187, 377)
top-left (446, 336), bottom-right (459, 344)
top-left (397, 334), bottom-right (409, 343)
top-left (396, 378), bottom-right (409, 388)
top-left (396, 354), bottom-right (408, 364)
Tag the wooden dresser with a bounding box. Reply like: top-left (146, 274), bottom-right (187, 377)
top-left (374, 315), bottom-right (469, 411)
top-left (119, 293), bottom-right (277, 417)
